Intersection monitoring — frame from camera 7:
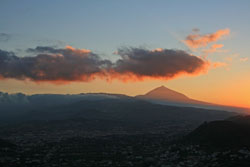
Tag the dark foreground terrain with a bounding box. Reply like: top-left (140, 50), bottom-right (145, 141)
top-left (1, 116), bottom-right (250, 167)
top-left (1, 93), bottom-right (250, 167)
top-left (1, 132), bottom-right (250, 167)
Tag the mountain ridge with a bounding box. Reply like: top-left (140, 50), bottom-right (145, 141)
top-left (1, 86), bottom-right (249, 114)
top-left (136, 86), bottom-right (250, 113)
top-left (136, 85), bottom-right (212, 105)
top-left (185, 115), bottom-right (250, 149)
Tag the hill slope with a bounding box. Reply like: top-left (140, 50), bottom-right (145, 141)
top-left (21, 98), bottom-right (234, 124)
top-left (186, 115), bottom-right (250, 148)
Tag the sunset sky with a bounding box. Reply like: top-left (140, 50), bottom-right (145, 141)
top-left (0, 0), bottom-right (250, 108)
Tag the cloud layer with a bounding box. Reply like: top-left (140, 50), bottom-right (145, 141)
top-left (0, 33), bottom-right (11, 42)
top-left (111, 47), bottom-right (207, 81)
top-left (0, 46), bottom-right (208, 83)
top-left (0, 47), bottom-right (111, 82)
top-left (184, 28), bottom-right (230, 49)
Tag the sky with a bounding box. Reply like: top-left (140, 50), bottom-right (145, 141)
top-left (0, 0), bottom-right (250, 108)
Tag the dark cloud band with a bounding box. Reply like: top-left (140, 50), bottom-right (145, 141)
top-left (112, 47), bottom-right (207, 80)
top-left (0, 33), bottom-right (11, 42)
top-left (0, 47), bottom-right (111, 82)
top-left (0, 46), bottom-right (208, 83)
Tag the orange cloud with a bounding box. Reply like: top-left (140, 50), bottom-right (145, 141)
top-left (109, 47), bottom-right (209, 82)
top-left (0, 46), bottom-right (111, 82)
top-left (211, 62), bottom-right (228, 68)
top-left (240, 57), bottom-right (248, 62)
top-left (151, 48), bottom-right (163, 52)
top-left (184, 28), bottom-right (230, 49)
top-left (0, 45), bottom-right (228, 84)
top-left (201, 44), bottom-right (227, 59)
top-left (65, 45), bottom-right (91, 54)
top-left (0, 47), bottom-right (209, 83)
top-left (203, 44), bottom-right (224, 53)
top-left (106, 68), bottom-right (209, 83)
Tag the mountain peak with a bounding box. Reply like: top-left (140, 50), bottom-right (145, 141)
top-left (158, 85), bottom-right (168, 89)
top-left (153, 85), bottom-right (171, 91)
top-left (138, 85), bottom-right (190, 102)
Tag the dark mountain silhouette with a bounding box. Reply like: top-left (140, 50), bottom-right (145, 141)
top-left (0, 90), bottom-right (237, 125)
top-left (136, 86), bottom-right (250, 113)
top-left (186, 115), bottom-right (250, 149)
top-left (20, 98), bottom-right (234, 124)
top-left (137, 86), bottom-right (190, 102)
top-left (136, 86), bottom-right (209, 105)
top-left (226, 115), bottom-right (250, 125)
top-left (1, 86), bottom-right (249, 117)
top-left (0, 98), bottom-right (234, 138)
top-left (0, 92), bottom-right (130, 121)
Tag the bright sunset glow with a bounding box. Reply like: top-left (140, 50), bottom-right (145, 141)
top-left (0, 0), bottom-right (250, 108)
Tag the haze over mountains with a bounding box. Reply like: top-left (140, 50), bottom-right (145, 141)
top-left (1, 86), bottom-right (248, 118)
top-left (0, 86), bottom-right (243, 128)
